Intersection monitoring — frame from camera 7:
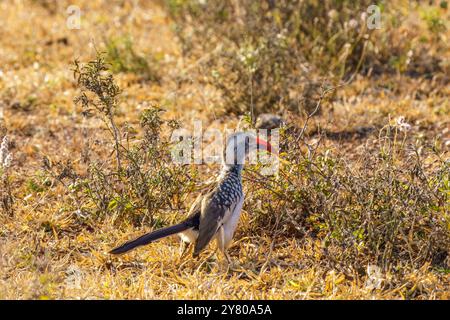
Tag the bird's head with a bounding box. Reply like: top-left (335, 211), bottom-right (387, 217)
top-left (223, 131), bottom-right (273, 168)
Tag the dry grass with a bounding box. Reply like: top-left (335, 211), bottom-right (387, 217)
top-left (0, 0), bottom-right (449, 299)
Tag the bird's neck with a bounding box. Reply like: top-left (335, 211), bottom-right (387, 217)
top-left (221, 163), bottom-right (243, 174)
top-left (219, 162), bottom-right (243, 181)
top-left (221, 140), bottom-right (247, 176)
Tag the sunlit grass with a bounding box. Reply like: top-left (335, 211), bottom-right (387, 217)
top-left (0, 0), bottom-right (448, 300)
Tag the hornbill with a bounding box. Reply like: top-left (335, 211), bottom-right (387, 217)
top-left (110, 131), bottom-right (274, 262)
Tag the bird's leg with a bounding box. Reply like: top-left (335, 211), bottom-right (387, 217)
top-left (217, 226), bottom-right (226, 259)
top-left (224, 249), bottom-right (232, 265)
top-left (217, 227), bottom-right (234, 272)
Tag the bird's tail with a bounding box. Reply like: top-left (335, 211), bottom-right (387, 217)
top-left (109, 222), bottom-right (190, 255)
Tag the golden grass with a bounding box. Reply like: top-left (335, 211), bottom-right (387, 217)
top-left (0, 0), bottom-right (448, 299)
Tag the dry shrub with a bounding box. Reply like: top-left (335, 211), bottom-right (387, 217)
top-left (66, 54), bottom-right (195, 226)
top-left (166, 0), bottom-right (448, 116)
top-left (245, 123), bottom-right (449, 279)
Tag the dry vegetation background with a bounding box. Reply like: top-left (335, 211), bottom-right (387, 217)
top-left (0, 0), bottom-right (449, 299)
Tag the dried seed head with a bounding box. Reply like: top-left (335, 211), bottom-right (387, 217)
top-left (328, 9), bottom-right (338, 20)
top-left (3, 153), bottom-right (12, 168)
top-left (348, 19), bottom-right (358, 29)
top-left (0, 136), bottom-right (8, 164)
top-left (1, 135), bottom-right (8, 150)
top-left (0, 135), bottom-right (12, 170)
top-left (396, 116), bottom-right (411, 132)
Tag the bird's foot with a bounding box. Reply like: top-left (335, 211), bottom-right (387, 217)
top-left (219, 251), bottom-right (242, 273)
top-left (194, 251), bottom-right (219, 273)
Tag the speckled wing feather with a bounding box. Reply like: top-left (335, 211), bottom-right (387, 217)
top-left (184, 193), bottom-right (203, 229)
top-left (193, 191), bottom-right (228, 256)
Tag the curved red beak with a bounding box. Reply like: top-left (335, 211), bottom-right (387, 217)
top-left (256, 137), bottom-right (273, 153)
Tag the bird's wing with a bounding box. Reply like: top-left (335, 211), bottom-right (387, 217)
top-left (186, 177), bottom-right (218, 219)
top-left (183, 193), bottom-right (203, 230)
top-left (186, 193), bottom-right (202, 218)
top-left (193, 193), bottom-right (228, 256)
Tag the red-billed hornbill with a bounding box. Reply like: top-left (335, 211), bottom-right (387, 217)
top-left (110, 131), bottom-right (273, 262)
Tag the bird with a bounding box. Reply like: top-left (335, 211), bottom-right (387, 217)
top-left (109, 131), bottom-right (273, 263)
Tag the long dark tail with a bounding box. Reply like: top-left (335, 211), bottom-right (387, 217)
top-left (110, 222), bottom-right (190, 255)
